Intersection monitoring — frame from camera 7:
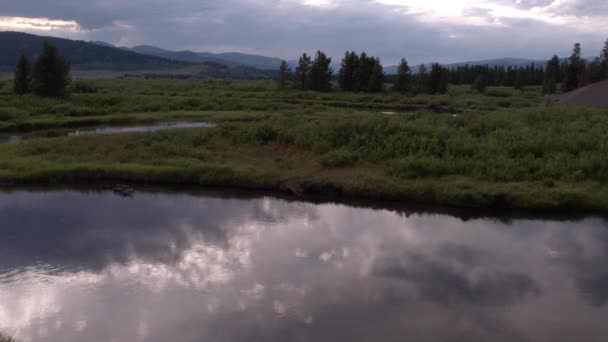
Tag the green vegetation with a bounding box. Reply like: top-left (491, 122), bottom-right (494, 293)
top-left (337, 51), bottom-right (385, 93)
top-left (1, 78), bottom-right (607, 211)
top-left (31, 43), bottom-right (72, 97)
top-left (293, 51), bottom-right (334, 92)
top-left (13, 54), bottom-right (31, 95)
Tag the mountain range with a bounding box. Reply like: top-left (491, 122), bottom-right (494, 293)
top-left (0, 31), bottom-right (184, 71)
top-left (126, 45), bottom-right (284, 70)
top-left (1, 31), bottom-right (557, 77)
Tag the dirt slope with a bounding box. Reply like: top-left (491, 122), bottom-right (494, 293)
top-left (557, 80), bottom-right (608, 107)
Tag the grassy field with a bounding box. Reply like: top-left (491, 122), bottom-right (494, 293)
top-left (1, 78), bottom-right (607, 211)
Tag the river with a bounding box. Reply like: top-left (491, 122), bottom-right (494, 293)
top-left (0, 189), bottom-right (607, 342)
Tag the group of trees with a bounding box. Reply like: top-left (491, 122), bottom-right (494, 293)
top-left (392, 60), bottom-right (448, 94)
top-left (278, 38), bottom-right (608, 95)
top-left (542, 39), bottom-right (608, 94)
top-left (13, 42), bottom-right (71, 97)
top-left (338, 52), bottom-right (385, 92)
top-left (280, 51), bottom-right (334, 92)
top-left (278, 51), bottom-right (449, 94)
top-left (447, 64), bottom-right (544, 91)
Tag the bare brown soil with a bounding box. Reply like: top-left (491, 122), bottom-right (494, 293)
top-left (557, 80), bottom-right (608, 107)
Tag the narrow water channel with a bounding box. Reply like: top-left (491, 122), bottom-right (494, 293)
top-left (0, 122), bottom-right (216, 144)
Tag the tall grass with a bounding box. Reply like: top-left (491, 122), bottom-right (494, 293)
top-left (0, 79), bottom-right (543, 132)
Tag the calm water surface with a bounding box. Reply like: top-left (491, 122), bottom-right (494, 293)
top-left (0, 122), bottom-right (215, 144)
top-left (1, 190), bottom-right (607, 342)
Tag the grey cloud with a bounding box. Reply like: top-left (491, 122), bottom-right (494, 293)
top-left (553, 0), bottom-right (608, 16)
top-left (1, 0), bottom-right (607, 64)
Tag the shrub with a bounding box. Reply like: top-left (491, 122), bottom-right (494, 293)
top-left (70, 81), bottom-right (97, 94)
top-left (254, 124), bottom-right (279, 144)
top-left (320, 149), bottom-right (358, 168)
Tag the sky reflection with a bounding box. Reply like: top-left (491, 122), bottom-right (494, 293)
top-left (0, 190), bottom-right (607, 342)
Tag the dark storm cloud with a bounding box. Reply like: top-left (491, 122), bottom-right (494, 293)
top-left (1, 0), bottom-right (607, 63)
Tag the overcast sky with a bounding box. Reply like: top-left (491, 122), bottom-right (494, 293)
top-left (0, 0), bottom-right (606, 64)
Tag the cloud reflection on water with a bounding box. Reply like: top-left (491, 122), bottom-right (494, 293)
top-left (0, 190), bottom-right (607, 342)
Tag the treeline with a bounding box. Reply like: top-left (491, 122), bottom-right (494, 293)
top-left (278, 37), bottom-right (608, 94)
top-left (542, 40), bottom-right (608, 94)
top-left (447, 64), bottom-right (544, 90)
top-left (277, 51), bottom-right (450, 94)
top-left (14, 42), bottom-right (72, 97)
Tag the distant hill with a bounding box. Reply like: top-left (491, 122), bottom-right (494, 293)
top-left (129, 45), bottom-right (284, 70)
top-left (90, 40), bottom-right (116, 48)
top-left (130, 45), bottom-right (239, 66)
top-left (0, 31), bottom-right (186, 71)
top-left (201, 52), bottom-right (284, 70)
top-left (385, 58), bottom-right (549, 74)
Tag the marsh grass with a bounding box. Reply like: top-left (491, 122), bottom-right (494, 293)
top-left (1, 78), bottom-right (606, 211)
top-left (0, 79), bottom-right (542, 132)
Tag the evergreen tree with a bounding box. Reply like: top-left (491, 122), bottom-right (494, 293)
top-left (415, 64), bottom-right (429, 93)
top-left (355, 53), bottom-right (374, 92)
top-left (471, 75), bottom-right (487, 93)
top-left (393, 58), bottom-right (411, 92)
top-left (338, 51), bottom-right (359, 91)
top-left (514, 68), bottom-right (525, 90)
top-left (563, 43), bottom-right (584, 92)
top-left (13, 54), bottom-right (31, 95)
top-left (439, 67), bottom-right (449, 94)
top-left (585, 58), bottom-right (604, 83)
top-left (31, 42), bottom-right (71, 97)
top-left (276, 60), bottom-right (291, 90)
top-left (309, 50), bottom-right (333, 92)
top-left (367, 58), bottom-right (385, 93)
top-left (542, 55), bottom-right (560, 94)
top-left (428, 63), bottom-right (447, 94)
top-left (601, 38), bottom-right (608, 80)
top-left (295, 53), bottom-right (312, 90)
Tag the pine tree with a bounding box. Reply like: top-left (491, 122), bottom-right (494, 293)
top-left (585, 58), bottom-right (604, 83)
top-left (439, 67), bottom-right (449, 94)
top-left (563, 43), bottom-right (584, 92)
top-left (416, 64), bottom-right (429, 94)
top-left (13, 54), bottom-right (31, 95)
top-left (31, 42), bottom-right (71, 97)
top-left (542, 55), bottom-right (560, 94)
top-left (514, 68), bottom-right (524, 91)
top-left (355, 53), bottom-right (374, 92)
top-left (393, 58), bottom-right (411, 93)
top-left (472, 75), bottom-right (487, 93)
top-left (277, 60), bottom-right (291, 90)
top-left (367, 58), bottom-right (385, 93)
top-left (601, 38), bottom-right (608, 80)
top-left (429, 63), bottom-right (445, 94)
top-left (309, 50), bottom-right (333, 92)
top-left (338, 51), bottom-right (359, 91)
top-left (295, 53), bottom-right (312, 90)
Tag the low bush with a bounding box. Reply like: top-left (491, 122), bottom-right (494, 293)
top-left (320, 149), bottom-right (358, 168)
